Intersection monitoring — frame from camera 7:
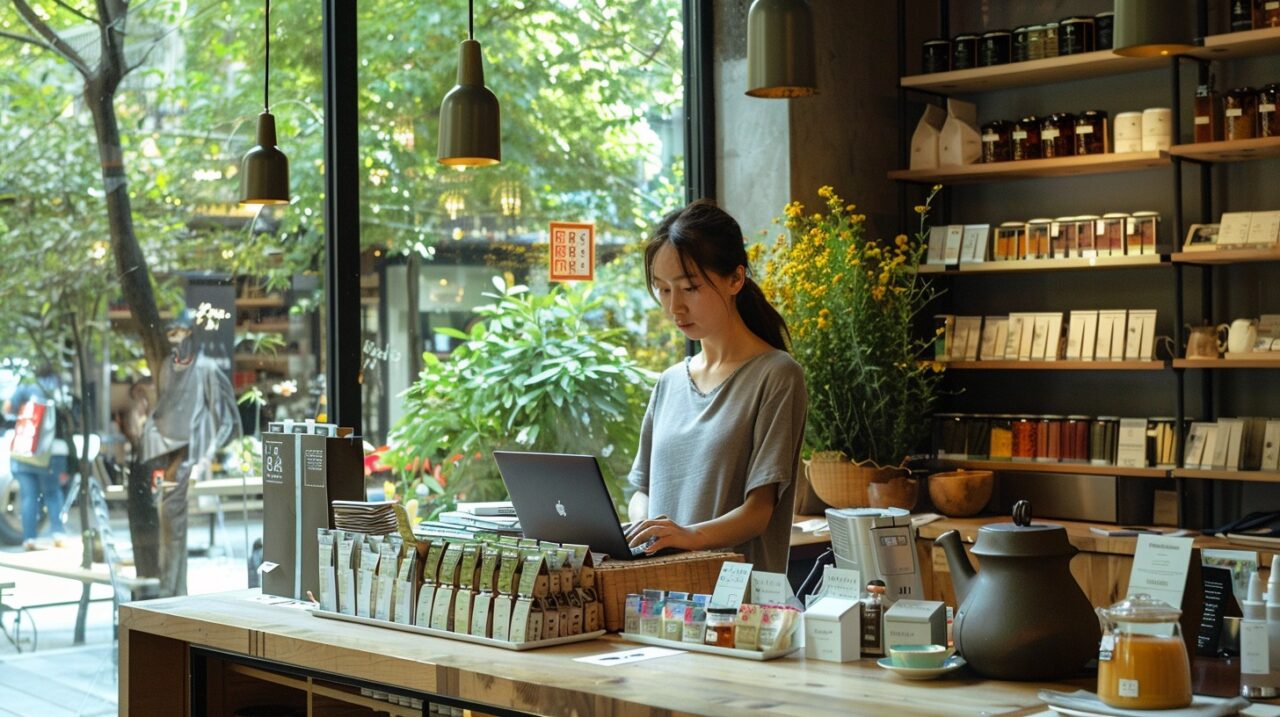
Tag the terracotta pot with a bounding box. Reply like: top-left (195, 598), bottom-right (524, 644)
top-left (927, 469), bottom-right (994, 517)
top-left (805, 453), bottom-right (904, 508)
top-left (867, 474), bottom-right (919, 511)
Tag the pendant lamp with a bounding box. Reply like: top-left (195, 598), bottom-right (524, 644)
top-left (240, 0), bottom-right (290, 205)
top-left (746, 0), bottom-right (816, 98)
top-left (1112, 0), bottom-right (1196, 58)
top-left (438, 0), bottom-right (501, 166)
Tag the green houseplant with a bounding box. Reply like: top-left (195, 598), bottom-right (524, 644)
top-left (759, 185), bottom-right (945, 507)
top-left (383, 277), bottom-right (656, 516)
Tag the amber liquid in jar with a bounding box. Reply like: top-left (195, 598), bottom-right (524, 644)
top-left (1194, 85), bottom-right (1224, 143)
top-left (1075, 111), bottom-right (1109, 155)
top-left (704, 609), bottom-right (736, 648)
top-left (1041, 113), bottom-right (1076, 157)
top-left (981, 120), bottom-right (1012, 163)
top-left (1097, 634), bottom-right (1192, 710)
top-left (1011, 116), bottom-right (1041, 160)
top-left (1225, 87), bottom-right (1258, 141)
top-left (1260, 84), bottom-right (1279, 138)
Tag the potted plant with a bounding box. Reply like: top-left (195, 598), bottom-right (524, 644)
top-left (758, 185), bottom-right (945, 508)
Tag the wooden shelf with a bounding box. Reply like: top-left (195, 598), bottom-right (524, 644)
top-left (933, 458), bottom-right (1167, 478)
top-left (940, 360), bottom-right (1165, 371)
top-left (1173, 468), bottom-right (1280, 483)
top-left (311, 681), bottom-right (420, 717)
top-left (234, 353), bottom-right (291, 373)
top-left (900, 50), bottom-right (1167, 94)
top-left (1188, 26), bottom-right (1280, 60)
top-left (1174, 357), bottom-right (1280, 368)
top-left (920, 255), bottom-right (1166, 274)
top-left (241, 320), bottom-right (292, 333)
top-left (1173, 247), bottom-right (1280, 264)
top-left (888, 152), bottom-right (1169, 184)
top-left (235, 296), bottom-right (286, 308)
top-left (1169, 137), bottom-right (1280, 163)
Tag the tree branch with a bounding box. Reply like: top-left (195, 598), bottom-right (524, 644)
top-left (0, 28), bottom-right (53, 51)
top-left (52, 0), bottom-right (99, 25)
top-left (11, 0), bottom-right (92, 76)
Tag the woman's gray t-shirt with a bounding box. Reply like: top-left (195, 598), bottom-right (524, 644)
top-left (628, 349), bottom-right (807, 573)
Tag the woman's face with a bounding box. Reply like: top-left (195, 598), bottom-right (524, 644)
top-left (650, 242), bottom-right (743, 341)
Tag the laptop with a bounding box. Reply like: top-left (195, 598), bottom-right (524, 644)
top-left (492, 450), bottom-right (668, 561)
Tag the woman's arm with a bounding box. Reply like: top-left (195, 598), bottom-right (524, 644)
top-left (626, 482), bottom-right (778, 554)
top-left (627, 490), bottom-right (649, 524)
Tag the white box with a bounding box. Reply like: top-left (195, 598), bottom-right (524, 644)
top-left (954, 316), bottom-right (982, 361)
top-left (943, 225), bottom-right (965, 266)
top-left (910, 104), bottom-right (947, 171)
top-left (883, 599), bottom-right (946, 650)
top-left (939, 99), bottom-right (981, 167)
top-left (979, 317), bottom-right (1008, 361)
top-left (1218, 212), bottom-right (1253, 246)
top-left (1116, 418), bottom-right (1149, 468)
top-left (960, 224), bottom-right (990, 264)
top-left (926, 226), bottom-right (948, 265)
top-left (804, 597), bottom-right (862, 663)
top-left (1246, 210), bottom-right (1280, 246)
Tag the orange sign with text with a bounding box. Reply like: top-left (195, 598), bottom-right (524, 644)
top-left (549, 221), bottom-right (595, 282)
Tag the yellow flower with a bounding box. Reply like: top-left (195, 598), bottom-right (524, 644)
top-left (818, 185), bottom-right (835, 199)
top-left (914, 205), bottom-right (927, 214)
top-left (895, 234), bottom-right (908, 248)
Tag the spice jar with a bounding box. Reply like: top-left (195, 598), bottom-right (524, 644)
top-left (1099, 213), bottom-right (1130, 256)
top-left (1091, 417), bottom-right (1120, 465)
top-left (922, 38), bottom-right (951, 74)
top-left (989, 415), bottom-right (1014, 459)
top-left (1042, 22), bottom-right (1060, 58)
top-left (937, 413), bottom-right (968, 457)
top-left (1076, 215), bottom-right (1101, 256)
top-left (1259, 84), bottom-right (1279, 137)
top-left (1012, 26), bottom-right (1031, 62)
top-left (952, 34), bottom-right (979, 70)
top-left (1095, 12), bottom-right (1115, 49)
top-left (861, 581), bottom-right (886, 656)
top-left (967, 415), bottom-right (992, 459)
top-left (1027, 25), bottom-right (1045, 60)
top-left (1053, 216), bottom-right (1078, 259)
top-left (1075, 110), bottom-right (1110, 155)
top-left (1096, 595), bottom-right (1191, 710)
top-left (1027, 218), bottom-right (1053, 259)
top-left (995, 222), bottom-right (1026, 261)
top-left (1058, 16), bottom-right (1095, 55)
top-left (704, 607), bottom-right (737, 648)
top-left (1037, 416), bottom-right (1065, 463)
top-left (1129, 211), bottom-right (1160, 255)
top-left (1063, 415), bottom-right (1091, 462)
top-left (1225, 87), bottom-right (1258, 141)
top-left (980, 30), bottom-right (1012, 67)
top-left (1041, 113), bottom-right (1076, 157)
top-left (1011, 115), bottom-right (1042, 160)
top-left (981, 120), bottom-right (1013, 162)
top-left (1194, 85), bottom-right (1224, 143)
top-left (1012, 415), bottom-right (1038, 461)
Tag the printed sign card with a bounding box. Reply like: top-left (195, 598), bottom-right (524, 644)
top-left (549, 221), bottom-right (596, 282)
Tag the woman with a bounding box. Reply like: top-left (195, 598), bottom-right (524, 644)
top-left (625, 200), bottom-right (807, 574)
top-left (4, 365), bottom-right (68, 551)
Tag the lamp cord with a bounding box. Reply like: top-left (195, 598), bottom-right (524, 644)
top-left (264, 0), bottom-right (271, 112)
top-left (469, 0), bottom-right (474, 40)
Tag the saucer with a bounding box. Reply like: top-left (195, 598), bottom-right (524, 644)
top-left (876, 655), bottom-right (967, 680)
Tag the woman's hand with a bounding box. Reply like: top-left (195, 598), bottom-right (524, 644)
top-left (625, 515), bottom-right (705, 554)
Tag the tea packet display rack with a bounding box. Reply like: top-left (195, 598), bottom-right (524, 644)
top-left (311, 527), bottom-right (606, 650)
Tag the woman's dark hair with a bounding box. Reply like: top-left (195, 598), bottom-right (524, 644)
top-left (644, 199), bottom-right (790, 352)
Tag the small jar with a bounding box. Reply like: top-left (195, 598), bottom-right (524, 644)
top-left (861, 581), bottom-right (886, 656)
top-left (1231, 0), bottom-right (1256, 32)
top-left (1042, 22), bottom-right (1060, 58)
top-left (1129, 211), bottom-right (1160, 255)
top-left (1194, 85), bottom-right (1224, 143)
top-left (1076, 215), bottom-right (1102, 256)
top-left (1058, 16), bottom-right (1096, 55)
top-left (980, 30), bottom-right (1012, 67)
top-left (1012, 415), bottom-right (1039, 461)
top-left (1091, 417), bottom-right (1120, 465)
top-left (952, 34), bottom-right (980, 70)
top-left (1012, 26), bottom-right (1031, 62)
top-left (1225, 87), bottom-right (1258, 141)
top-left (1037, 416), bottom-right (1065, 463)
top-left (1027, 218), bottom-right (1053, 259)
top-left (1095, 12), bottom-right (1115, 49)
top-left (967, 415), bottom-right (992, 459)
top-left (995, 221), bottom-right (1026, 261)
top-left (989, 416), bottom-right (1014, 459)
top-left (937, 413), bottom-right (968, 457)
top-left (1011, 115), bottom-right (1042, 160)
top-left (922, 38), bottom-right (951, 74)
top-left (704, 607), bottom-right (737, 648)
top-left (1259, 84), bottom-right (1279, 137)
top-left (1027, 25), bottom-right (1045, 61)
top-left (1075, 110), bottom-right (1110, 155)
top-left (1100, 213), bottom-right (1130, 256)
top-left (1053, 216), bottom-right (1078, 259)
top-left (1041, 113), bottom-right (1076, 158)
top-left (1064, 415), bottom-right (1091, 462)
top-left (981, 120), bottom-right (1013, 162)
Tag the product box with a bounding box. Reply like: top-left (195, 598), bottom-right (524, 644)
top-left (910, 104), bottom-right (947, 170)
top-left (882, 599), bottom-right (946, 650)
top-left (939, 98), bottom-right (981, 166)
top-left (803, 596), bottom-right (861, 662)
top-left (263, 421), bottom-right (363, 601)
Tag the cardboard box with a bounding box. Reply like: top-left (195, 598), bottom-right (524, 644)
top-left (804, 597), bottom-right (861, 662)
top-left (883, 599), bottom-right (946, 650)
top-left (910, 104), bottom-right (946, 170)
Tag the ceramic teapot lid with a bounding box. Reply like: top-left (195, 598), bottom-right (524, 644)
top-left (972, 500), bottom-right (1075, 558)
top-left (1101, 593), bottom-right (1182, 623)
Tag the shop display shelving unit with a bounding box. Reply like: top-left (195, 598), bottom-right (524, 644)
top-left (896, 4), bottom-right (1280, 526)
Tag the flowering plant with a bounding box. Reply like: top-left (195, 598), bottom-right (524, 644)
top-left (758, 185), bottom-right (945, 468)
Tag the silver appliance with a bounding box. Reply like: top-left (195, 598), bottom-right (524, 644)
top-left (825, 507), bottom-right (924, 603)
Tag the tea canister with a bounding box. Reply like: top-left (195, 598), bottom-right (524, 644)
top-left (1063, 415), bottom-right (1091, 462)
top-left (1074, 110), bottom-right (1110, 155)
top-left (1141, 107), bottom-right (1173, 151)
top-left (1012, 26), bottom-right (1031, 62)
top-left (1058, 16), bottom-right (1095, 56)
top-left (1036, 416), bottom-right (1065, 463)
top-left (995, 222), bottom-right (1027, 261)
top-left (1041, 113), bottom-right (1076, 158)
top-left (952, 34), bottom-right (980, 70)
top-left (966, 415), bottom-right (992, 459)
top-left (1225, 87), bottom-right (1258, 141)
top-left (1075, 215), bottom-right (1102, 257)
top-left (1258, 84), bottom-right (1279, 137)
top-left (1012, 415), bottom-right (1038, 461)
top-left (981, 120), bottom-right (1013, 163)
top-left (1099, 213), bottom-right (1130, 256)
top-left (1094, 12), bottom-right (1114, 49)
top-left (937, 413), bottom-right (968, 457)
top-left (1231, 0), bottom-right (1256, 32)
top-left (1090, 417), bottom-right (1120, 465)
top-left (1053, 216), bottom-right (1078, 259)
top-left (1194, 85), bottom-right (1224, 143)
top-left (989, 415), bottom-right (1014, 459)
top-left (1149, 417), bottom-right (1177, 467)
top-left (1027, 218), bottom-right (1053, 260)
top-left (1026, 25), bottom-right (1046, 60)
top-left (922, 38), bottom-right (951, 74)
top-left (1042, 22), bottom-right (1060, 58)
top-left (980, 30), bottom-right (1011, 67)
top-left (1129, 211), bottom-right (1160, 255)
top-left (1012, 115), bottom-right (1042, 160)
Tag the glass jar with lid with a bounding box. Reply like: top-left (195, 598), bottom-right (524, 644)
top-left (1091, 417), bottom-right (1120, 465)
top-left (1063, 415), bottom-right (1091, 462)
top-left (1194, 85), bottom-right (1224, 143)
top-left (1095, 12), bottom-right (1114, 49)
top-left (1075, 215), bottom-right (1101, 257)
top-left (922, 38), bottom-right (951, 73)
top-left (1074, 110), bottom-right (1110, 155)
top-left (1264, 1), bottom-right (1280, 27)
top-left (936, 413), bottom-right (968, 457)
top-left (1053, 216), bottom-right (1078, 259)
top-left (1128, 211), bottom-right (1160, 255)
top-left (1011, 115), bottom-right (1041, 160)
top-left (704, 607), bottom-right (737, 647)
top-left (1042, 22), bottom-right (1060, 57)
top-left (1099, 213), bottom-right (1130, 256)
top-left (1225, 87), bottom-right (1258, 141)
top-left (979, 30), bottom-right (1011, 67)
top-left (1012, 26), bottom-right (1031, 62)
top-left (1058, 16), bottom-right (1095, 55)
top-left (994, 222), bottom-right (1026, 261)
top-left (952, 34), bottom-right (979, 70)
top-left (1011, 415), bottom-right (1038, 461)
top-left (1259, 84), bottom-right (1279, 138)
top-left (981, 120), bottom-right (1013, 163)
top-left (1036, 416), bottom-right (1065, 463)
top-left (966, 414), bottom-right (992, 459)
top-left (1096, 595), bottom-right (1191, 710)
top-left (1026, 25), bottom-right (1045, 60)
top-left (1041, 113), bottom-right (1076, 157)
top-left (1027, 218), bottom-right (1053, 259)
top-left (989, 415), bottom-right (1014, 459)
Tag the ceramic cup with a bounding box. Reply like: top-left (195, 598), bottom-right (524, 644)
top-left (889, 644), bottom-right (951, 669)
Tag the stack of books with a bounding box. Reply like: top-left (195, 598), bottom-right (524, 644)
top-left (416, 501), bottom-right (522, 540)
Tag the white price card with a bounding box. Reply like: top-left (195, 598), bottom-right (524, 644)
top-left (750, 571), bottom-right (794, 605)
top-left (709, 562), bottom-right (754, 609)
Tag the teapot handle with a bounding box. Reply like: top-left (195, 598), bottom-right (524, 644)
top-left (1215, 323), bottom-right (1230, 354)
top-left (1012, 499), bottom-right (1033, 527)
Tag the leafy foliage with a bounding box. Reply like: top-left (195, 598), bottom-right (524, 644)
top-left (383, 276), bottom-right (656, 512)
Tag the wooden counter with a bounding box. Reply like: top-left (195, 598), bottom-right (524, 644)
top-left (119, 590), bottom-right (1092, 717)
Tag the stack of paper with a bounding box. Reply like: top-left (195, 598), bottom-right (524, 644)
top-left (332, 500), bottom-right (403, 536)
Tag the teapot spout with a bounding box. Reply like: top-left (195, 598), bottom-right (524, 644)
top-left (935, 530), bottom-right (976, 603)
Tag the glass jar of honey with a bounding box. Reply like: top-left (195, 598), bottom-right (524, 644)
top-left (981, 120), bottom-right (1013, 162)
top-left (1096, 595), bottom-right (1191, 710)
top-left (1225, 87), bottom-right (1258, 141)
top-left (704, 607), bottom-right (737, 648)
top-left (1041, 113), bottom-right (1076, 157)
top-left (1259, 84), bottom-right (1279, 138)
top-left (1011, 115), bottom-right (1042, 160)
top-left (1194, 85), bottom-right (1224, 143)
top-left (1075, 110), bottom-right (1110, 155)
top-left (1027, 218), bottom-right (1053, 259)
